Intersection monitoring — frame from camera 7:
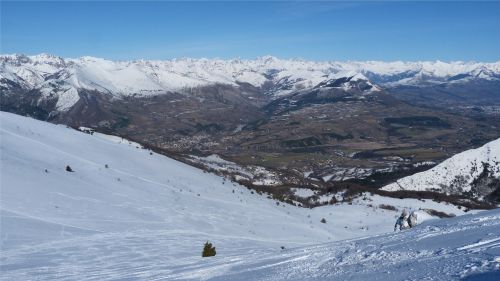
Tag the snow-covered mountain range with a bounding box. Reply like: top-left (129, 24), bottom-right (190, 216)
top-left (2, 53), bottom-right (499, 111)
top-left (383, 138), bottom-right (500, 199)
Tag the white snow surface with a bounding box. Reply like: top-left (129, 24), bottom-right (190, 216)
top-left (0, 111), bottom-right (495, 280)
top-left (2, 53), bottom-right (499, 111)
top-left (383, 138), bottom-right (500, 194)
top-left (167, 209), bottom-right (500, 280)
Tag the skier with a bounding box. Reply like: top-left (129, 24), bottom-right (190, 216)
top-left (407, 211), bottom-right (418, 228)
top-left (394, 209), bottom-right (410, 231)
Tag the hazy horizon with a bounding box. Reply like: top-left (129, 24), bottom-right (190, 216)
top-left (3, 52), bottom-right (500, 64)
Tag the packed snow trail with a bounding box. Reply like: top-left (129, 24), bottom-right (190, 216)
top-left (0, 111), bottom-right (486, 280)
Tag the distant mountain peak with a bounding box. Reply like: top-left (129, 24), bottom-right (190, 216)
top-left (1, 53), bottom-right (499, 111)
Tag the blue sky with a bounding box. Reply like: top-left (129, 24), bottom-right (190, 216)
top-left (1, 1), bottom-right (499, 61)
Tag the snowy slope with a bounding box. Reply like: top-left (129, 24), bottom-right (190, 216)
top-left (383, 139), bottom-right (500, 197)
top-left (166, 209), bottom-right (500, 281)
top-left (0, 110), bottom-right (348, 247)
top-left (2, 54), bottom-right (499, 111)
top-left (0, 111), bottom-right (475, 280)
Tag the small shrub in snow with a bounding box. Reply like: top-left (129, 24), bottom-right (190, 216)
top-left (320, 218), bottom-right (327, 223)
top-left (202, 241), bottom-right (216, 257)
top-left (105, 164), bottom-right (109, 168)
top-left (423, 209), bottom-right (455, 218)
top-left (65, 165), bottom-right (74, 172)
top-left (379, 204), bottom-right (397, 211)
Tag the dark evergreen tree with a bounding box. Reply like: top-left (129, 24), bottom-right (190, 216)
top-left (202, 241), bottom-right (216, 257)
top-left (65, 165), bottom-right (74, 172)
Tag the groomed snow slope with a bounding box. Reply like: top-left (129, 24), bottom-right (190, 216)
top-left (0, 111), bottom-right (481, 280)
top-left (383, 138), bottom-right (500, 195)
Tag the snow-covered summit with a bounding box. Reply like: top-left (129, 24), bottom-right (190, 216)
top-left (314, 71), bottom-right (380, 92)
top-left (383, 138), bottom-right (500, 199)
top-left (1, 53), bottom-right (499, 111)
